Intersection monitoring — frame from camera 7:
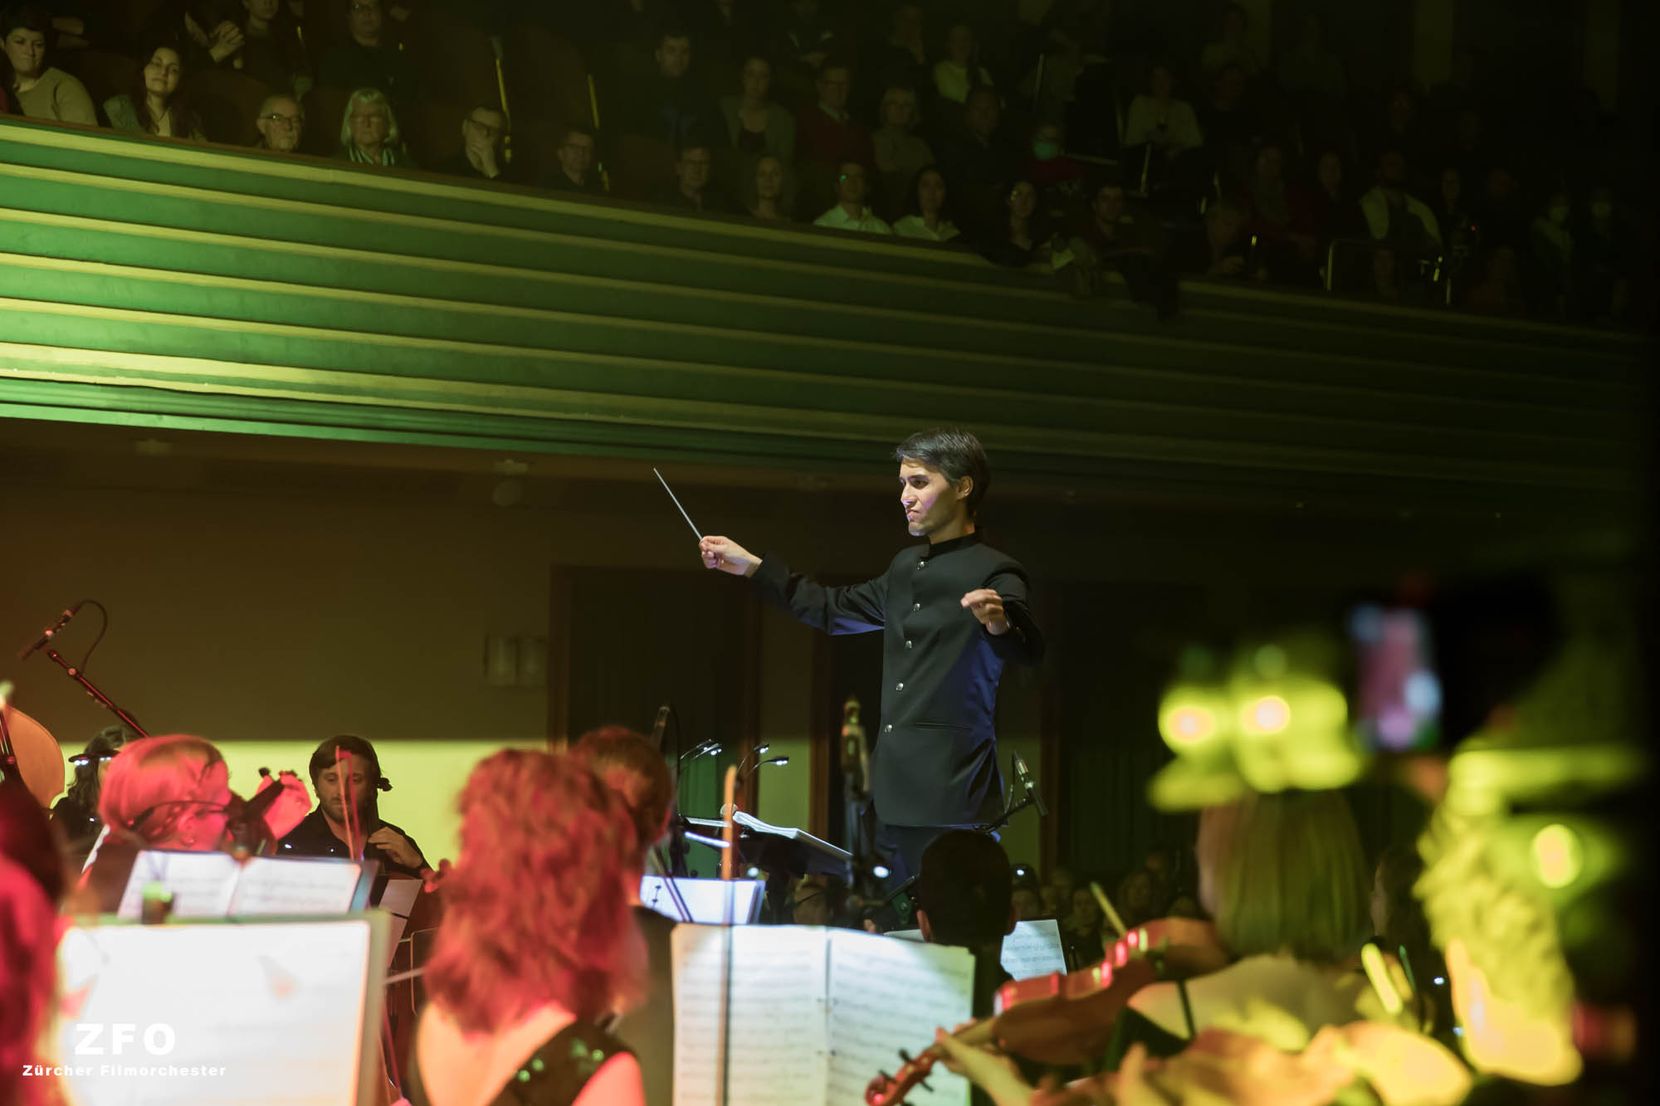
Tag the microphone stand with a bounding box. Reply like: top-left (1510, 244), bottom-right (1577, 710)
top-left (38, 645), bottom-right (150, 738)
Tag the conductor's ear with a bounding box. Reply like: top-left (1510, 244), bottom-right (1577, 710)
top-left (955, 475), bottom-right (973, 503)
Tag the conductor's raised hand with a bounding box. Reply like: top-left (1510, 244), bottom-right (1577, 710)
top-left (699, 536), bottom-right (761, 578)
top-left (961, 588), bottom-right (1010, 635)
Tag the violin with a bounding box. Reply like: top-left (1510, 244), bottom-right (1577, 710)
top-left (865, 917), bottom-right (1229, 1106)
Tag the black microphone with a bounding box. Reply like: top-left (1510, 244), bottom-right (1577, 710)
top-left (18, 602), bottom-right (84, 661)
top-left (1012, 752), bottom-right (1047, 817)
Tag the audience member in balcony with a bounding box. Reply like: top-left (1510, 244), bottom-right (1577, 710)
top-left (1288, 149), bottom-right (1364, 267)
top-left (812, 160), bottom-right (892, 235)
top-left (319, 0), bottom-right (417, 116)
top-left (685, 0), bottom-right (763, 95)
top-left (105, 42), bottom-right (205, 139)
top-left (1069, 179), bottom-right (1176, 315)
top-left (1371, 84), bottom-right (1428, 175)
top-left (1199, 2), bottom-right (1260, 82)
top-left (1243, 140), bottom-right (1309, 283)
top-left (872, 84), bottom-right (933, 219)
top-left (741, 153), bottom-right (795, 222)
top-left (939, 86), bottom-right (1019, 237)
top-left (1575, 184), bottom-right (1633, 325)
top-left (335, 85), bottom-right (411, 166)
top-left (797, 60), bottom-right (875, 172)
top-left (1276, 12), bottom-right (1345, 105)
top-left (656, 140), bottom-right (726, 213)
top-left (1121, 61), bottom-right (1203, 158)
top-left (1198, 61), bottom-right (1257, 190)
top-left (1023, 118), bottom-right (1085, 219)
top-left (1430, 165), bottom-right (1477, 276)
top-left (1441, 106), bottom-right (1490, 194)
top-left (977, 178), bottom-right (1058, 269)
top-left (1473, 164), bottom-right (1528, 252)
top-left (253, 90), bottom-right (304, 151)
top-left (1526, 186), bottom-right (1575, 320)
top-left (213, 0), bottom-right (309, 93)
top-left (1172, 196), bottom-right (1261, 280)
top-left (1359, 148), bottom-right (1440, 252)
top-left (1462, 245), bottom-right (1524, 317)
top-left (719, 54), bottom-right (794, 163)
top-left (542, 124), bottom-right (602, 194)
top-left (1368, 243), bottom-right (1403, 304)
top-left (876, 3), bottom-right (929, 106)
top-left (626, 26), bottom-right (721, 151)
top-left (892, 164), bottom-right (959, 242)
top-left (933, 22), bottom-right (992, 107)
top-left (435, 104), bottom-right (514, 182)
top-left (3, 4), bottom-right (96, 124)
top-left (774, 0), bottom-right (836, 103)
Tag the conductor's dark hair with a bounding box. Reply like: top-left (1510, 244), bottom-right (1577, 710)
top-left (895, 428), bottom-right (990, 517)
top-left (916, 830), bottom-right (1013, 947)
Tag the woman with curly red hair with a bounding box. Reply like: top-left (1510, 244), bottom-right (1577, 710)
top-left (0, 856), bottom-right (60, 1106)
top-left (407, 749), bottom-right (646, 1106)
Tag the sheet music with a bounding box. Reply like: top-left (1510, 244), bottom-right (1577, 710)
top-left (116, 850), bottom-right (241, 919)
top-left (887, 919), bottom-right (1067, 981)
top-left (827, 929), bottom-right (973, 1106)
top-left (1000, 919), bottom-right (1068, 979)
top-left (228, 857), bottom-right (366, 916)
top-left (641, 877), bottom-right (764, 924)
top-left (672, 925), bottom-right (830, 1106)
top-left (56, 919), bottom-right (375, 1106)
top-left (376, 878), bottom-right (423, 967)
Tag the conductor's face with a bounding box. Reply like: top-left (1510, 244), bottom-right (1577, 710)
top-left (316, 762), bottom-right (372, 824)
top-left (898, 459), bottom-right (967, 538)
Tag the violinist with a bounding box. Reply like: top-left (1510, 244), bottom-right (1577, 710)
top-left (405, 750), bottom-right (645, 1106)
top-left (572, 724), bottom-right (677, 1106)
top-left (76, 734), bottom-right (310, 911)
top-left (699, 428), bottom-right (1044, 884)
top-left (277, 734), bottom-right (429, 877)
top-left (915, 830), bottom-right (1017, 1017)
top-left (1121, 789), bottom-right (1372, 1053)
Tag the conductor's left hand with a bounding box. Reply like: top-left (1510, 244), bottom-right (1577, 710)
top-left (961, 589), bottom-right (1009, 635)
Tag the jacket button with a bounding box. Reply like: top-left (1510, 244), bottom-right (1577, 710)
top-left (917, 560), bottom-right (925, 569)
top-left (905, 640), bottom-right (913, 649)
top-left (912, 602), bottom-right (921, 611)
top-left (895, 682), bottom-right (904, 691)
top-left (884, 724), bottom-right (893, 732)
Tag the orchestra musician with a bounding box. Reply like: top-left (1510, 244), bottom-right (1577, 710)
top-left (699, 428), bottom-right (1044, 884)
top-left (572, 724), bottom-right (678, 1106)
top-left (915, 830), bottom-right (1018, 1017)
top-left (76, 734), bottom-right (310, 911)
top-left (49, 724), bottom-right (135, 867)
top-left (405, 749), bottom-right (646, 1106)
top-left (277, 734), bottom-right (429, 877)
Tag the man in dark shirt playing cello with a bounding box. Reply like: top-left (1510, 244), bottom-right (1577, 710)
top-left (698, 428), bottom-right (1044, 883)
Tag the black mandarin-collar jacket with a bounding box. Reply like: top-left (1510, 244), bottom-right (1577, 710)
top-left (753, 532), bottom-right (1043, 826)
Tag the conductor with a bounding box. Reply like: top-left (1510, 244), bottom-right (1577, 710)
top-left (698, 428), bottom-right (1043, 882)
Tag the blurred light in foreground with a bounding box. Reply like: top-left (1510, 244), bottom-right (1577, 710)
top-left (1241, 694), bottom-right (1291, 736)
top-left (1532, 823), bottom-right (1584, 889)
